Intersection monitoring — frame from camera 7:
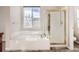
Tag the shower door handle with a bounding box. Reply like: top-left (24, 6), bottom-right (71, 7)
top-left (48, 13), bottom-right (50, 32)
top-left (47, 13), bottom-right (50, 38)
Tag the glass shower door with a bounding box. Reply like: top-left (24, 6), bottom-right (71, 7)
top-left (49, 10), bottom-right (65, 44)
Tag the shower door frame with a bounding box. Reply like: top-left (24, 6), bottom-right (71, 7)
top-left (48, 10), bottom-right (66, 45)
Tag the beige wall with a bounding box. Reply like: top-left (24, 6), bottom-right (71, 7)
top-left (0, 7), bottom-right (4, 32)
top-left (0, 7), bottom-right (10, 41)
top-left (10, 7), bottom-right (21, 37)
top-left (0, 7), bottom-right (9, 33)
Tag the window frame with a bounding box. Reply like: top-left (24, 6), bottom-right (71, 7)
top-left (76, 8), bottom-right (79, 28)
top-left (21, 6), bottom-right (40, 31)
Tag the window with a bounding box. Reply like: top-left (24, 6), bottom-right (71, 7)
top-left (77, 9), bottom-right (79, 27)
top-left (23, 6), bottom-right (40, 30)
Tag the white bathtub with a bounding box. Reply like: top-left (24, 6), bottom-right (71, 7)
top-left (5, 31), bottom-right (50, 51)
